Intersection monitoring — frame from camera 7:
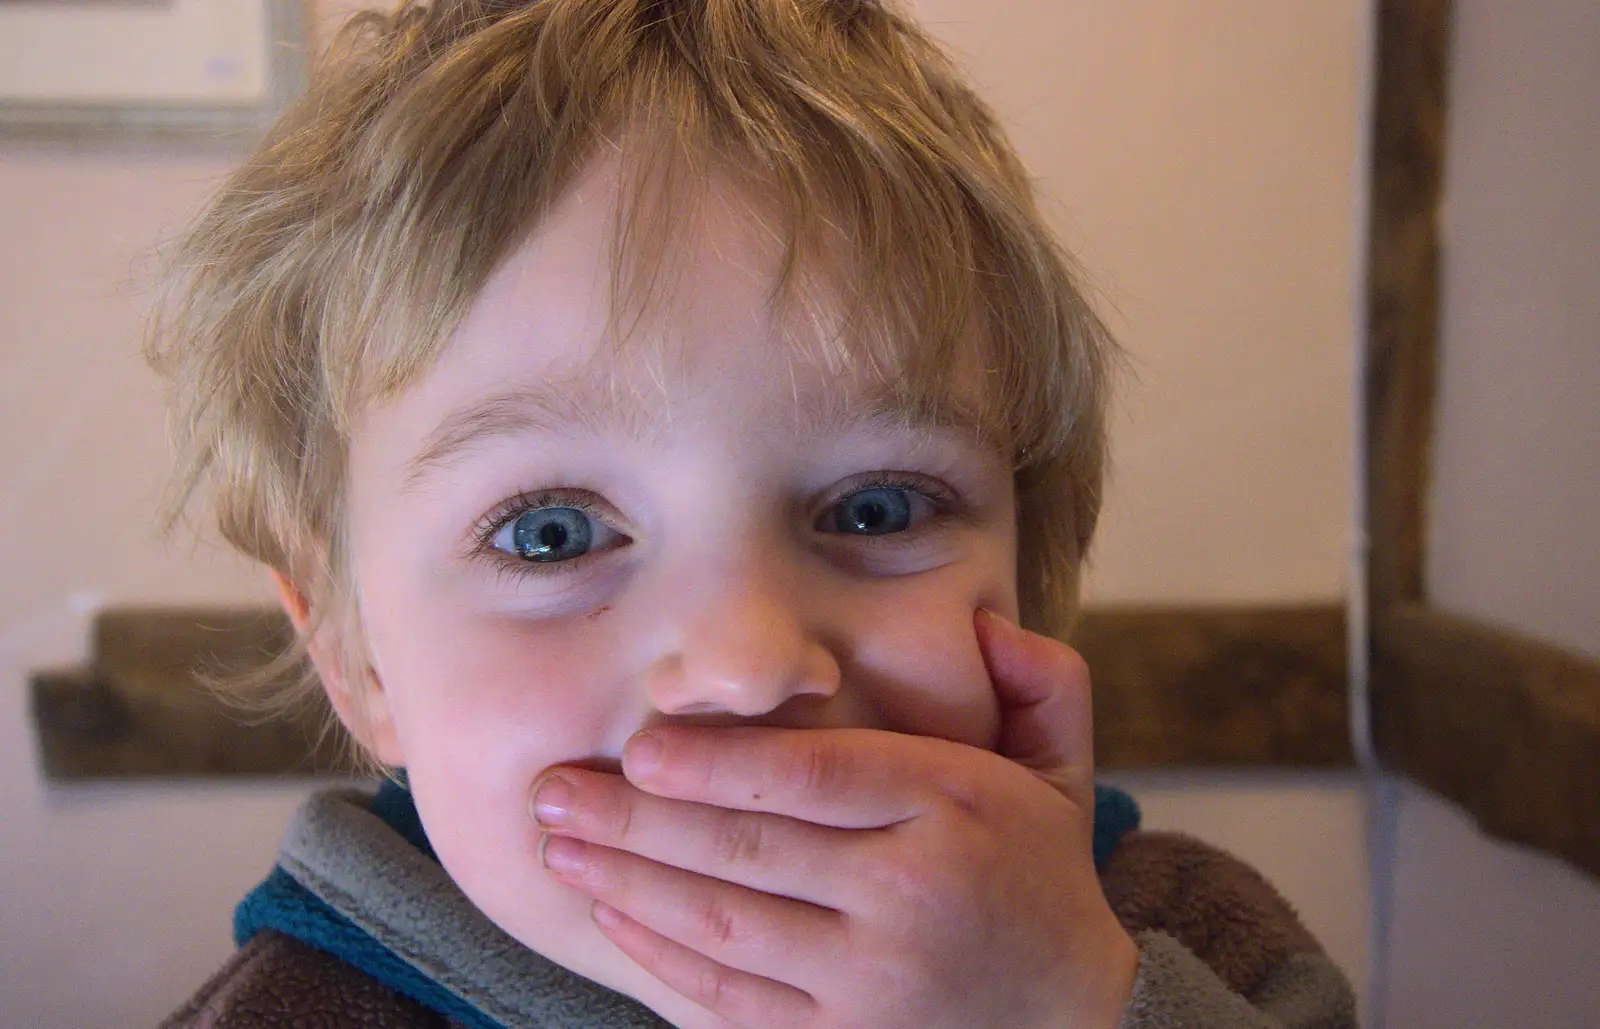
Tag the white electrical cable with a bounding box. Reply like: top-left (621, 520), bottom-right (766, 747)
top-left (1348, 3), bottom-right (1392, 1025)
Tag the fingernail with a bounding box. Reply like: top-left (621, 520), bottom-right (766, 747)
top-left (541, 834), bottom-right (585, 874)
top-left (976, 608), bottom-right (1007, 633)
top-left (531, 775), bottom-right (575, 826)
top-left (623, 731), bottom-right (663, 781)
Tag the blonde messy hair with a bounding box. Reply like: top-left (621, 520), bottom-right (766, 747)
top-left (145, 0), bottom-right (1117, 738)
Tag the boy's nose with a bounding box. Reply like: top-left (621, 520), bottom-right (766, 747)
top-left (642, 554), bottom-right (842, 719)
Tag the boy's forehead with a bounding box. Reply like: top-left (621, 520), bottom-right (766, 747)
top-left (380, 152), bottom-right (998, 490)
top-left (398, 360), bottom-right (991, 494)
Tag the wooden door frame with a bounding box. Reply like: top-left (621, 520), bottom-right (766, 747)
top-left (1365, 0), bottom-right (1600, 879)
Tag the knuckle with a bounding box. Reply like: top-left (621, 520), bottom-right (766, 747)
top-left (785, 738), bottom-right (846, 797)
top-left (710, 812), bottom-right (767, 867)
top-left (890, 858), bottom-right (942, 913)
top-left (869, 848), bottom-right (956, 919)
top-left (699, 894), bottom-right (740, 948)
top-left (1052, 637), bottom-right (1092, 682)
top-left (693, 965), bottom-right (732, 1009)
top-left (936, 776), bottom-right (988, 820)
top-left (871, 946), bottom-right (929, 997)
top-left (584, 844), bottom-right (628, 895)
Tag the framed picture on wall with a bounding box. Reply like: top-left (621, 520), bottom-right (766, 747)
top-left (0, 0), bottom-right (304, 139)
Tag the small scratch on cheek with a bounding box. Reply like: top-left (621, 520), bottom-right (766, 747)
top-left (586, 605), bottom-right (612, 621)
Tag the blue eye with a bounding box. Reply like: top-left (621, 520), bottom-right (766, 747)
top-left (500, 507), bottom-right (595, 563)
top-left (829, 486), bottom-right (914, 535)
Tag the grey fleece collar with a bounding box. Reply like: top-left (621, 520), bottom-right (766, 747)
top-left (278, 788), bottom-right (672, 1029)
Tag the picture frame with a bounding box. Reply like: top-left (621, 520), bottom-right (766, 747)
top-left (0, 0), bottom-right (305, 140)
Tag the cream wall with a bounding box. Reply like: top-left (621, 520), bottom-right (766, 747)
top-left (1427, 0), bottom-right (1600, 663)
top-left (1375, 2), bottom-right (1600, 1026)
top-left (912, 0), bottom-right (1372, 1002)
top-left (0, 146), bottom-right (320, 1029)
top-left (914, 0), bottom-right (1360, 606)
top-left (0, 2), bottom-right (1370, 1025)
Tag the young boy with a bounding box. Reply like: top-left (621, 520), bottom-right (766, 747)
top-left (148, 1), bottom-right (1355, 1026)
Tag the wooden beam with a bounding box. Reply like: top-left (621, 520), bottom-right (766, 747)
top-left (1365, 0), bottom-right (1451, 609)
top-left (1364, 0), bottom-right (1600, 881)
top-left (30, 608), bottom-right (347, 780)
top-left (1077, 605), bottom-right (1352, 768)
top-left (1372, 604), bottom-right (1600, 879)
top-left (31, 603), bottom-right (1351, 779)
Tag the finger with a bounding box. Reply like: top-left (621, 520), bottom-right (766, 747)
top-left (541, 834), bottom-right (844, 986)
top-left (974, 609), bottom-right (1094, 787)
top-left (590, 901), bottom-right (815, 1029)
top-left (622, 725), bottom-right (967, 828)
top-left (530, 767), bottom-right (861, 907)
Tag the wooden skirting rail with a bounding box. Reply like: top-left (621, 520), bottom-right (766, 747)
top-left (30, 603), bottom-right (1351, 780)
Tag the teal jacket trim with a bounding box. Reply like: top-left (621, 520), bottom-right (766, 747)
top-left (235, 780), bottom-right (1140, 1028)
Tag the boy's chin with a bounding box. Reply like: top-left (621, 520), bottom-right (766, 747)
top-left (521, 894), bottom-right (715, 1027)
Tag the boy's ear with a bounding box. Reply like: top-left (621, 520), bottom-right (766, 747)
top-left (269, 569), bottom-right (405, 767)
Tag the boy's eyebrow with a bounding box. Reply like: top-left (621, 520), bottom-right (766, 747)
top-left (400, 383), bottom-right (651, 492)
top-left (399, 380), bottom-right (986, 492)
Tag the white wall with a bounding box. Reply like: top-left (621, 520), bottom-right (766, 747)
top-left (918, 0), bottom-right (1373, 1003)
top-left (1373, 2), bottom-right (1600, 1027)
top-left (0, 143), bottom-right (336, 1028)
top-left (1377, 782), bottom-right (1600, 1029)
top-left (0, 2), bottom-right (1373, 1025)
top-left (915, 0), bottom-right (1361, 606)
top-left (1427, 0), bottom-right (1600, 663)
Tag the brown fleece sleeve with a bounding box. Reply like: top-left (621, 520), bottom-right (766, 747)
top-left (1098, 830), bottom-right (1325, 997)
top-left (1120, 931), bottom-right (1358, 1029)
top-left (158, 931), bottom-right (452, 1029)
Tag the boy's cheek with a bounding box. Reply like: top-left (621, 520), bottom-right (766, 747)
top-left (360, 604), bottom-right (631, 788)
top-left (841, 580), bottom-right (1013, 751)
top-left (363, 535), bottom-right (1018, 768)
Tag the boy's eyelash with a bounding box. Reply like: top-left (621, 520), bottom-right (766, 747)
top-left (823, 472), bottom-right (959, 519)
top-left (818, 473), bottom-right (970, 554)
top-left (467, 488), bottom-right (613, 566)
top-left (465, 472), bottom-right (965, 579)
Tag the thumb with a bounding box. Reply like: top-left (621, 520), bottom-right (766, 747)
top-left (974, 609), bottom-right (1095, 791)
